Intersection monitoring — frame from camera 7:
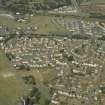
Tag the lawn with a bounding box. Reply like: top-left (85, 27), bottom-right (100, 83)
top-left (0, 49), bottom-right (24, 105)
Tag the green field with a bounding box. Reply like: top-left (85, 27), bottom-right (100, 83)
top-left (95, 0), bottom-right (105, 3)
top-left (0, 49), bottom-right (24, 105)
top-left (83, 0), bottom-right (105, 4)
top-left (0, 15), bottom-right (69, 34)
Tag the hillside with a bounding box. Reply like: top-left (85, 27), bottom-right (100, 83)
top-left (0, 49), bottom-right (24, 105)
top-left (0, 0), bottom-right (71, 13)
top-left (0, 0), bottom-right (86, 14)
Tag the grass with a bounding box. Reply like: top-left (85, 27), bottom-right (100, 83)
top-left (95, 0), bottom-right (105, 3)
top-left (83, 0), bottom-right (105, 4)
top-left (0, 15), bottom-right (25, 29)
top-left (0, 15), bottom-right (69, 35)
top-left (0, 49), bottom-right (24, 105)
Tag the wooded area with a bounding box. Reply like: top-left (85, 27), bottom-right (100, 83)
top-left (0, 0), bottom-right (83, 13)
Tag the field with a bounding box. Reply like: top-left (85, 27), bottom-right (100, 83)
top-left (0, 49), bottom-right (24, 105)
top-left (95, 0), bottom-right (105, 3)
top-left (82, 0), bottom-right (105, 4)
top-left (0, 15), bottom-right (69, 35)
